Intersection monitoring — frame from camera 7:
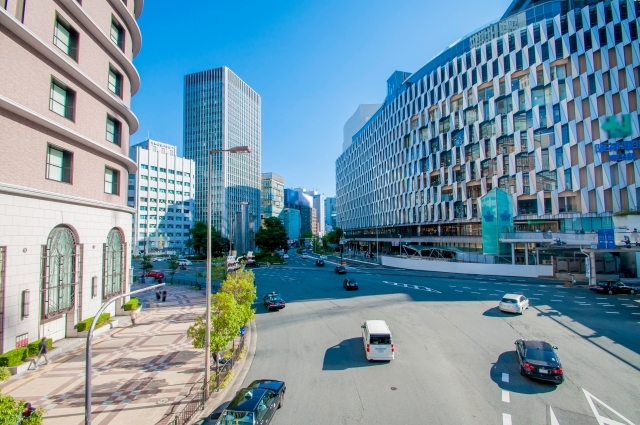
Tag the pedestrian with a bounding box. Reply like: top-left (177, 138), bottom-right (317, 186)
top-left (29, 337), bottom-right (49, 370)
top-left (129, 308), bottom-right (137, 326)
top-left (162, 290), bottom-right (167, 302)
top-left (580, 228), bottom-right (585, 234)
top-left (155, 291), bottom-right (160, 301)
top-left (22, 402), bottom-right (35, 418)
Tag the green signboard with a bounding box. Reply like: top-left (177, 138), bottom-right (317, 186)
top-left (481, 188), bottom-right (513, 255)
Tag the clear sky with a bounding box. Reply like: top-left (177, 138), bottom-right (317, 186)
top-left (132, 0), bottom-right (513, 196)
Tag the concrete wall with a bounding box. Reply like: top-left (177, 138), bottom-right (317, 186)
top-left (381, 256), bottom-right (553, 278)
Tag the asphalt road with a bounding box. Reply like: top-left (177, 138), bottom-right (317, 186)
top-left (239, 253), bottom-right (640, 425)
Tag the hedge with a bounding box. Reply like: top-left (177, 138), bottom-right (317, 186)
top-left (0, 348), bottom-right (27, 367)
top-left (123, 298), bottom-right (140, 311)
top-left (76, 313), bottom-right (111, 333)
top-left (27, 338), bottom-right (52, 357)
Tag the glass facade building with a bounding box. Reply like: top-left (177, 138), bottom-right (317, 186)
top-left (184, 67), bottom-right (261, 239)
top-left (336, 0), bottom-right (639, 253)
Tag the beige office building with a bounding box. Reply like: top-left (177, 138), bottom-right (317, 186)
top-left (0, 0), bottom-right (143, 351)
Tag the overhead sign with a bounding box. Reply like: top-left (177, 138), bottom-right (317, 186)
top-left (601, 114), bottom-right (632, 138)
top-left (597, 229), bottom-right (615, 250)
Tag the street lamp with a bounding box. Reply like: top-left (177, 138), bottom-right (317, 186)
top-left (205, 145), bottom-right (250, 398)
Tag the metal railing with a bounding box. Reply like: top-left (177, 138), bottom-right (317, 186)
top-left (210, 333), bottom-right (246, 392)
top-left (499, 232), bottom-right (598, 243)
top-left (168, 389), bottom-right (204, 425)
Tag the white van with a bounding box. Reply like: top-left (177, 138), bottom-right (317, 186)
top-left (361, 320), bottom-right (394, 361)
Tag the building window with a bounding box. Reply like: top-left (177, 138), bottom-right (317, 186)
top-left (141, 164), bottom-right (148, 170)
top-left (106, 115), bottom-right (121, 145)
top-left (103, 228), bottom-right (125, 300)
top-left (105, 167), bottom-right (119, 195)
top-left (108, 66), bottom-right (123, 97)
top-left (53, 17), bottom-right (78, 60)
top-left (41, 226), bottom-right (80, 319)
top-left (46, 145), bottom-right (72, 183)
top-left (49, 79), bottom-right (75, 120)
top-left (110, 19), bottom-right (125, 50)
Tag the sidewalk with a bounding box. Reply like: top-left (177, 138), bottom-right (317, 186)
top-left (1, 284), bottom-right (208, 425)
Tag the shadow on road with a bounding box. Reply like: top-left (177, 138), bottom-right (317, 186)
top-left (482, 306), bottom-right (520, 318)
top-left (490, 351), bottom-right (558, 394)
top-left (322, 338), bottom-right (387, 371)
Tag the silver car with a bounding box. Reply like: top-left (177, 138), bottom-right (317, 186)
top-left (499, 294), bottom-right (530, 314)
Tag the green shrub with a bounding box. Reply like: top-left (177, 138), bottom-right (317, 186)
top-left (0, 367), bottom-right (11, 381)
top-left (123, 298), bottom-right (140, 311)
top-left (0, 348), bottom-right (27, 367)
top-left (76, 313), bottom-right (111, 332)
top-left (27, 338), bottom-right (53, 357)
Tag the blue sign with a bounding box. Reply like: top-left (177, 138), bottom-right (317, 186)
top-left (597, 229), bottom-right (615, 250)
top-left (609, 153), bottom-right (636, 161)
top-left (595, 140), bottom-right (640, 153)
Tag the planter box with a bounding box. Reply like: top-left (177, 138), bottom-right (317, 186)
top-left (9, 361), bottom-right (33, 375)
top-left (76, 319), bottom-right (119, 339)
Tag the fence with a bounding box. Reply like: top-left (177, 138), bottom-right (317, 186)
top-left (167, 333), bottom-right (246, 425)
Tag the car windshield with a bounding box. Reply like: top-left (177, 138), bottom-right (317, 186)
top-left (370, 334), bottom-right (391, 345)
top-left (269, 296), bottom-right (283, 302)
top-left (524, 349), bottom-right (558, 363)
top-left (218, 411), bottom-right (254, 424)
top-left (501, 298), bottom-right (517, 303)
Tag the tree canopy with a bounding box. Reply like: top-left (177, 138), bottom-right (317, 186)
top-left (324, 227), bottom-right (343, 244)
top-left (186, 221), bottom-right (229, 255)
top-left (255, 217), bottom-right (288, 253)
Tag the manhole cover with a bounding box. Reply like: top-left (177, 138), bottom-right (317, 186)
top-left (156, 398), bottom-right (169, 405)
top-left (391, 387), bottom-right (397, 391)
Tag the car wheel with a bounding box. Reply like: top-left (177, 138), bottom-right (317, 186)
top-left (631, 289), bottom-right (636, 295)
top-left (278, 394), bottom-right (284, 408)
top-left (608, 290), bottom-right (613, 295)
top-left (520, 366), bottom-right (524, 376)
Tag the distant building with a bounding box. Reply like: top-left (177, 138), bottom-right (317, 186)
top-left (325, 197), bottom-right (337, 229)
top-left (281, 208), bottom-right (301, 240)
top-left (129, 140), bottom-right (196, 255)
top-left (183, 66), bottom-right (261, 246)
top-left (304, 190), bottom-right (325, 236)
top-left (261, 172), bottom-right (284, 222)
top-left (343, 104), bottom-right (382, 151)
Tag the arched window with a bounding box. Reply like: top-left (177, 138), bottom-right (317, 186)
top-left (41, 226), bottom-right (80, 319)
top-left (103, 228), bottom-right (125, 300)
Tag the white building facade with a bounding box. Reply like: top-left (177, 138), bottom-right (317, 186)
top-left (129, 140), bottom-right (196, 255)
top-left (337, 0), bottom-right (640, 259)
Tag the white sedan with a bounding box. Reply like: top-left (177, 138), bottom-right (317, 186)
top-left (152, 257), bottom-right (166, 262)
top-left (283, 254), bottom-right (289, 259)
top-left (301, 254), bottom-right (309, 259)
top-left (178, 259), bottom-right (192, 266)
top-left (499, 294), bottom-right (530, 314)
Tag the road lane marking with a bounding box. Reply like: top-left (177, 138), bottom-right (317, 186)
top-left (554, 295), bottom-right (565, 297)
top-left (529, 297), bottom-right (540, 300)
top-left (455, 290), bottom-right (463, 292)
top-left (471, 292), bottom-right (480, 294)
top-left (449, 285), bottom-right (457, 287)
top-left (502, 413), bottom-right (512, 425)
top-left (489, 293), bottom-right (499, 296)
top-left (551, 300), bottom-right (563, 302)
top-left (479, 288), bottom-right (487, 291)
top-left (575, 296), bottom-right (585, 298)
top-left (502, 390), bottom-right (510, 403)
top-left (605, 312), bottom-right (619, 314)
top-left (463, 286), bottom-right (471, 289)
top-left (619, 298), bottom-right (630, 300)
top-left (533, 293), bottom-right (544, 295)
top-left (596, 297), bottom-right (607, 299)
top-left (632, 313), bottom-right (640, 315)
top-left (501, 373), bottom-right (509, 383)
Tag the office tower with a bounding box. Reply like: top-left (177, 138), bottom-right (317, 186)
top-left (325, 197), bottom-right (337, 229)
top-left (0, 0), bottom-right (144, 350)
top-left (183, 67), bottom-right (261, 245)
top-left (261, 172), bottom-right (285, 222)
top-left (129, 140), bottom-right (196, 255)
top-left (281, 208), bottom-right (301, 241)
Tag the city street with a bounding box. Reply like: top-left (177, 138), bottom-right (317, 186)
top-left (239, 253), bottom-right (640, 425)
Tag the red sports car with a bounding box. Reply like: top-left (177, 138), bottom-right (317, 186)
top-left (146, 270), bottom-right (165, 279)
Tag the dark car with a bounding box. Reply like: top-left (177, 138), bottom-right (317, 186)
top-left (263, 293), bottom-right (285, 310)
top-left (215, 380), bottom-right (286, 425)
top-left (244, 261), bottom-right (261, 269)
top-left (316, 259), bottom-right (325, 267)
top-left (515, 339), bottom-right (563, 383)
top-left (589, 280), bottom-right (636, 295)
top-left (146, 270), bottom-right (165, 279)
top-left (343, 278), bottom-right (358, 291)
top-left (334, 265), bottom-right (347, 274)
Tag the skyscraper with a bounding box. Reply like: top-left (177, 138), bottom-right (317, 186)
top-left (261, 172), bottom-right (284, 221)
top-left (324, 197), bottom-right (337, 229)
top-left (184, 67), bottom-right (261, 242)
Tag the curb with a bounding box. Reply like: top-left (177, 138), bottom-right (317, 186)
top-left (189, 319), bottom-right (258, 423)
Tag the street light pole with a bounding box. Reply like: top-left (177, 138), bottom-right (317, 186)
top-left (205, 146), bottom-right (250, 399)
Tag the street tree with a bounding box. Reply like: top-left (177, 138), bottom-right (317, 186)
top-left (186, 221), bottom-right (229, 255)
top-left (140, 255), bottom-right (153, 282)
top-left (0, 394), bottom-right (44, 425)
top-left (255, 216), bottom-right (288, 253)
top-left (168, 255), bottom-right (179, 284)
top-left (220, 269), bottom-right (257, 311)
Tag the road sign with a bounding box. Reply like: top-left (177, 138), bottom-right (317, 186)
top-left (597, 229), bottom-right (615, 250)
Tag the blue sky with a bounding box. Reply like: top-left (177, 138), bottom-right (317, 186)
top-left (132, 0), bottom-right (512, 196)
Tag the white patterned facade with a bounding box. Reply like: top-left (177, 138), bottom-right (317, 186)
top-left (337, 0), bottom-right (640, 242)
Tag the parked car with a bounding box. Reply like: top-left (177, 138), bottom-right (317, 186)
top-left (499, 294), bottom-right (530, 314)
top-left (301, 254), bottom-right (309, 259)
top-left (216, 380), bottom-right (286, 425)
top-left (263, 293), bottom-right (285, 311)
top-left (178, 259), bottom-right (193, 266)
top-left (343, 278), bottom-right (358, 291)
top-left (146, 270), bottom-right (165, 279)
top-left (334, 266), bottom-right (347, 274)
top-left (245, 261), bottom-right (261, 269)
top-left (589, 280), bottom-right (636, 295)
top-left (283, 254), bottom-right (289, 260)
top-left (515, 339), bottom-right (563, 383)
top-left (361, 320), bottom-right (394, 361)
top-left (151, 257), bottom-right (166, 262)
top-left (315, 259), bottom-right (325, 267)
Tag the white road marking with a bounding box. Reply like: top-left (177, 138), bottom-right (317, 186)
top-left (455, 290), bottom-right (463, 292)
top-left (605, 311), bottom-right (619, 314)
top-left (479, 288), bottom-right (487, 291)
top-left (488, 278), bottom-right (497, 280)
top-left (489, 293), bottom-right (499, 296)
top-left (596, 297), bottom-right (607, 299)
top-left (449, 285), bottom-right (456, 287)
top-left (529, 297), bottom-right (540, 300)
top-left (501, 373), bottom-right (509, 383)
top-left (621, 304), bottom-right (635, 306)
top-left (575, 296), bottom-right (585, 299)
top-left (533, 293), bottom-right (544, 295)
top-left (554, 295), bottom-right (565, 297)
top-left (632, 313), bottom-right (640, 315)
top-left (551, 299), bottom-right (563, 302)
top-left (502, 390), bottom-right (510, 402)
top-left (463, 286), bottom-right (471, 289)
top-left (583, 388), bottom-right (636, 425)
top-left (471, 292), bottom-right (481, 294)
top-left (549, 407), bottom-right (561, 425)
top-left (502, 413), bottom-right (512, 425)
top-left (619, 298), bottom-right (630, 301)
